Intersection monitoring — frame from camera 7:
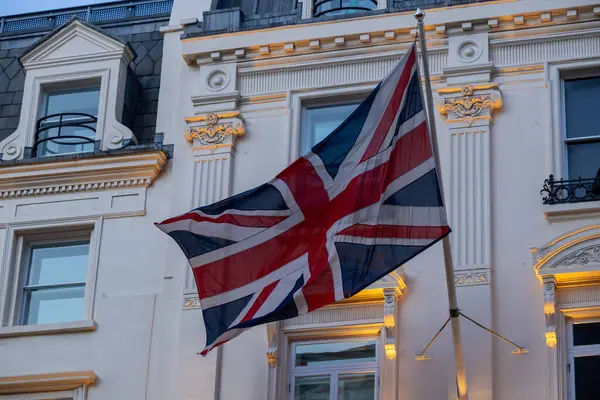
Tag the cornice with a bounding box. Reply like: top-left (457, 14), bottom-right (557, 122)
top-left (0, 151), bottom-right (167, 198)
top-left (182, 2), bottom-right (600, 66)
top-left (0, 370), bottom-right (96, 394)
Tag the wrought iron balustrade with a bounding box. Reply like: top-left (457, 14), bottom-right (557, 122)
top-left (313, 0), bottom-right (378, 17)
top-left (0, 0), bottom-right (173, 35)
top-left (34, 113), bottom-right (97, 156)
top-left (541, 173), bottom-right (600, 205)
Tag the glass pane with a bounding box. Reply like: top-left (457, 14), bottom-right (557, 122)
top-left (338, 373), bottom-right (375, 400)
top-left (294, 375), bottom-right (330, 400)
top-left (567, 141), bottom-right (600, 179)
top-left (575, 355), bottom-right (600, 399)
top-left (295, 340), bottom-right (376, 367)
top-left (27, 243), bottom-right (90, 286)
top-left (44, 88), bottom-right (100, 117)
top-left (303, 103), bottom-right (359, 153)
top-left (574, 322), bottom-right (600, 346)
top-left (24, 286), bottom-right (85, 325)
top-left (565, 77), bottom-right (600, 139)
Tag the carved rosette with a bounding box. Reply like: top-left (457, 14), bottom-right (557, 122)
top-left (436, 85), bottom-right (502, 124)
top-left (184, 111), bottom-right (245, 152)
top-left (454, 270), bottom-right (490, 286)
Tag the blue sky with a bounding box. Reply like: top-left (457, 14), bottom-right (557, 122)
top-left (1, 0), bottom-right (120, 17)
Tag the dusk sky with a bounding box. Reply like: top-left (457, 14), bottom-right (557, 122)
top-left (1, 0), bottom-right (120, 17)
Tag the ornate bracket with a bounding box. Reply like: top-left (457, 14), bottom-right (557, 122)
top-left (543, 279), bottom-right (557, 348)
top-left (266, 322), bottom-right (280, 368)
top-left (383, 288), bottom-right (398, 359)
top-left (184, 111), bottom-right (245, 153)
top-left (436, 84), bottom-right (502, 124)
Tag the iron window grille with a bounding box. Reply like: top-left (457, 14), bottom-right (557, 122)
top-left (541, 171), bottom-right (600, 205)
top-left (313, 0), bottom-right (377, 17)
top-left (34, 113), bottom-right (97, 157)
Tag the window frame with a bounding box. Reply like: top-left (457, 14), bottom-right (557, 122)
top-left (299, 0), bottom-right (386, 18)
top-left (289, 337), bottom-right (380, 400)
top-left (549, 60), bottom-right (600, 180)
top-left (560, 70), bottom-right (600, 180)
top-left (567, 317), bottom-right (600, 400)
top-left (289, 85), bottom-right (373, 163)
top-left (0, 218), bottom-right (102, 332)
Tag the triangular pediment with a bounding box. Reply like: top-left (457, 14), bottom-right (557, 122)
top-left (20, 18), bottom-right (134, 67)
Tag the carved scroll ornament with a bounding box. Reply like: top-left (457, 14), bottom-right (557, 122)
top-left (437, 85), bottom-right (502, 122)
top-left (184, 111), bottom-right (245, 149)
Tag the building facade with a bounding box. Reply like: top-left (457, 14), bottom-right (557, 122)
top-left (2, 0), bottom-right (600, 399)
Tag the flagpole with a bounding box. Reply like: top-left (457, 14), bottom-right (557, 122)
top-left (415, 9), bottom-right (469, 400)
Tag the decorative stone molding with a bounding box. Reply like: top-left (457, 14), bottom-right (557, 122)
top-left (454, 269), bottom-right (490, 286)
top-left (383, 289), bottom-right (397, 328)
top-left (543, 280), bottom-right (557, 348)
top-left (0, 151), bottom-right (167, 199)
top-left (184, 111), bottom-right (246, 152)
top-left (183, 296), bottom-right (201, 309)
top-left (532, 225), bottom-right (600, 285)
top-left (0, 370), bottom-right (96, 394)
top-left (436, 85), bottom-right (503, 123)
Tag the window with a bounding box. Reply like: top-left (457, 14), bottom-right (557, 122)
top-left (301, 102), bottom-right (359, 154)
top-left (0, 222), bottom-right (99, 331)
top-left (290, 339), bottom-right (379, 400)
top-left (563, 76), bottom-right (600, 179)
top-left (568, 319), bottom-right (600, 399)
top-left (35, 86), bottom-right (100, 157)
top-left (21, 242), bottom-right (90, 325)
top-left (313, 0), bottom-right (377, 17)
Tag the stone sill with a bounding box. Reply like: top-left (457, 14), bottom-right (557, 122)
top-left (0, 319), bottom-right (97, 339)
top-left (543, 201), bottom-right (600, 223)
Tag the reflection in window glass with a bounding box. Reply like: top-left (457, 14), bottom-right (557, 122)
top-left (23, 243), bottom-right (89, 325)
top-left (37, 87), bottom-right (100, 156)
top-left (302, 103), bottom-right (359, 154)
top-left (295, 340), bottom-right (377, 367)
top-left (294, 375), bottom-right (331, 400)
top-left (338, 373), bottom-right (375, 400)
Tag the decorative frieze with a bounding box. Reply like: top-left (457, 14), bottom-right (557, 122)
top-left (183, 296), bottom-right (201, 309)
top-left (454, 269), bottom-right (490, 286)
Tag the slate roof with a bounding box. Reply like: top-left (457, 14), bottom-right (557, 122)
top-left (0, 1), bottom-right (170, 146)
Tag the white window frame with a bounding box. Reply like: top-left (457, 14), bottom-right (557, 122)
top-left (1, 387), bottom-right (85, 400)
top-left (289, 85), bottom-right (373, 163)
top-left (0, 218), bottom-right (102, 337)
top-left (27, 71), bottom-right (109, 154)
top-left (548, 59), bottom-right (600, 179)
top-left (289, 337), bottom-right (380, 400)
top-left (566, 317), bottom-right (600, 400)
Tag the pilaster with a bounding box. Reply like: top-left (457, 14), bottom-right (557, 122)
top-left (436, 32), bottom-right (502, 400)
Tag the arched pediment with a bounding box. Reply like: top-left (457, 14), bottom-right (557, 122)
top-left (532, 225), bottom-right (600, 286)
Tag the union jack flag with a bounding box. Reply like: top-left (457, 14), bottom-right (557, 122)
top-left (156, 44), bottom-right (450, 354)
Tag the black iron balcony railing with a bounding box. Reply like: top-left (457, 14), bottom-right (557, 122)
top-left (34, 113), bottom-right (97, 157)
top-left (313, 0), bottom-right (378, 17)
top-left (541, 173), bottom-right (600, 205)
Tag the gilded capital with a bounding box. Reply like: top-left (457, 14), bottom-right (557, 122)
top-left (184, 111), bottom-right (245, 151)
top-left (436, 84), bottom-right (502, 123)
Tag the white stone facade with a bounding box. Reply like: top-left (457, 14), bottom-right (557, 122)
top-left (4, 0), bottom-right (600, 399)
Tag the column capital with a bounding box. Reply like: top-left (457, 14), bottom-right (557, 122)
top-left (436, 84), bottom-right (502, 127)
top-left (184, 111), bottom-right (245, 155)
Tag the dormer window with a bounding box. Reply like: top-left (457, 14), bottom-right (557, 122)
top-left (313, 0), bottom-right (377, 17)
top-left (35, 85), bottom-right (100, 156)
